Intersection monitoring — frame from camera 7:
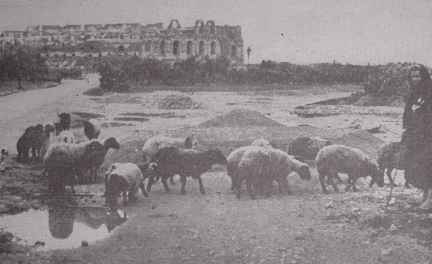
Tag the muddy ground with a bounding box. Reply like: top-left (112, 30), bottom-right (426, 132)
top-left (0, 79), bottom-right (431, 263)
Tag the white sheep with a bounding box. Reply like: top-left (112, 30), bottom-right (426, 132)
top-left (43, 137), bottom-right (120, 192)
top-left (227, 138), bottom-right (273, 191)
top-left (235, 146), bottom-right (270, 199)
top-left (264, 148), bottom-right (312, 195)
top-left (105, 162), bottom-right (148, 208)
top-left (56, 130), bottom-right (76, 144)
top-left (142, 135), bottom-right (198, 187)
top-left (316, 144), bottom-right (384, 193)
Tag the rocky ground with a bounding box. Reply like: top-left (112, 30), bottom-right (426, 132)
top-left (0, 80), bottom-right (431, 263)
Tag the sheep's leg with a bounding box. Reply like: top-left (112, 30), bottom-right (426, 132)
top-left (278, 177), bottom-right (291, 195)
top-left (318, 172), bottom-right (329, 194)
top-left (139, 181), bottom-right (148, 197)
top-left (246, 179), bottom-right (256, 200)
top-left (180, 175), bottom-right (187, 195)
top-left (169, 175), bottom-right (176, 185)
top-left (387, 168), bottom-right (396, 187)
top-left (122, 192), bottom-right (128, 206)
top-left (328, 171), bottom-right (339, 192)
top-left (128, 186), bottom-right (138, 202)
top-left (146, 176), bottom-right (154, 192)
top-left (197, 175), bottom-right (205, 194)
top-left (162, 176), bottom-right (171, 193)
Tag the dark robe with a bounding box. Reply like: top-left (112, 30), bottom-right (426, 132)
top-left (402, 70), bottom-right (432, 190)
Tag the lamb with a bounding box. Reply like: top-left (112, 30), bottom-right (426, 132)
top-left (371, 141), bottom-right (409, 188)
top-left (43, 137), bottom-right (120, 192)
top-left (149, 146), bottom-right (227, 194)
top-left (83, 119), bottom-right (101, 140)
top-left (104, 162), bottom-right (149, 208)
top-left (288, 136), bottom-right (332, 161)
top-left (16, 125), bottom-right (41, 163)
top-left (316, 144), bottom-right (384, 194)
top-left (142, 135), bottom-right (198, 187)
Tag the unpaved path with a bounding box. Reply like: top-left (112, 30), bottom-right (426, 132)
top-left (0, 74), bottom-right (98, 152)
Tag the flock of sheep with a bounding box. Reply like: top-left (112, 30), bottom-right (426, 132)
top-left (11, 112), bottom-right (407, 208)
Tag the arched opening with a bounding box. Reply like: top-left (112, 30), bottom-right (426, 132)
top-left (145, 41), bottom-right (151, 52)
top-left (199, 41), bottom-right (205, 55)
top-left (173, 40), bottom-right (180, 55)
top-left (160, 40), bottom-right (165, 55)
top-left (231, 45), bottom-right (237, 58)
top-left (187, 41), bottom-right (193, 56)
top-left (210, 41), bottom-right (216, 55)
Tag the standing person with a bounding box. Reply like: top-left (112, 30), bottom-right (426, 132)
top-left (402, 64), bottom-right (432, 210)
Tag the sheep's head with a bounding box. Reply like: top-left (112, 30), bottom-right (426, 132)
top-left (104, 137), bottom-right (120, 150)
top-left (184, 135), bottom-right (199, 149)
top-left (298, 165), bottom-right (312, 180)
top-left (208, 149), bottom-right (227, 165)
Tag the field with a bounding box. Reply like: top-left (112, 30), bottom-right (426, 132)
top-left (0, 78), bottom-right (431, 264)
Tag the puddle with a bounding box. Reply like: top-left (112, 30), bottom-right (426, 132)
top-left (0, 205), bottom-right (127, 250)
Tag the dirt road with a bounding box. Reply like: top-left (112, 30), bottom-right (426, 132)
top-left (0, 74), bottom-right (98, 152)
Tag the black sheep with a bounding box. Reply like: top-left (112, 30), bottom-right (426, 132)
top-left (149, 146), bottom-right (227, 194)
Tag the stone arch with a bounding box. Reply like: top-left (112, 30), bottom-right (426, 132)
top-left (187, 41), bottom-right (193, 56)
top-left (206, 20), bottom-right (216, 34)
top-left (199, 40), bottom-right (205, 55)
top-left (210, 41), bottom-right (216, 55)
top-left (231, 45), bottom-right (237, 58)
top-left (195, 19), bottom-right (205, 34)
top-left (168, 19), bottom-right (181, 30)
top-left (173, 40), bottom-right (180, 55)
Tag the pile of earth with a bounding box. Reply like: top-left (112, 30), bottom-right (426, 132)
top-left (158, 94), bottom-right (201, 110)
top-left (198, 109), bottom-right (285, 128)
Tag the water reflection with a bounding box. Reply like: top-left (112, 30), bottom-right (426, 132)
top-left (0, 201), bottom-right (127, 250)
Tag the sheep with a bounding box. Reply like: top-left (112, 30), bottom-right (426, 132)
top-left (235, 146), bottom-right (270, 199)
top-left (149, 146), bottom-right (227, 194)
top-left (43, 137), bottom-right (120, 192)
top-left (56, 130), bottom-right (76, 144)
top-left (16, 125), bottom-right (42, 163)
top-left (263, 148), bottom-right (312, 195)
top-left (316, 144), bottom-right (384, 194)
top-left (370, 141), bottom-right (409, 188)
top-left (29, 124), bottom-right (44, 161)
top-left (58, 112), bottom-right (71, 131)
top-left (288, 136), bottom-right (332, 161)
top-left (76, 137), bottom-right (120, 184)
top-left (83, 119), bottom-right (101, 140)
top-left (227, 138), bottom-right (273, 191)
top-left (234, 147), bottom-right (311, 199)
top-left (104, 162), bottom-right (149, 208)
top-left (142, 135), bottom-right (198, 187)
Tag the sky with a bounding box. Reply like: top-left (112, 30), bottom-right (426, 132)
top-left (0, 0), bottom-right (431, 65)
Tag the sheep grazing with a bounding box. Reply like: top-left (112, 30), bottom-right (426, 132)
top-left (316, 144), bottom-right (384, 194)
top-left (234, 147), bottom-right (311, 199)
top-left (56, 130), bottom-right (76, 144)
top-left (104, 162), bottom-right (149, 208)
top-left (149, 146), bottom-right (227, 194)
top-left (288, 136), bottom-right (332, 161)
top-left (77, 137), bottom-right (120, 184)
top-left (142, 135), bottom-right (198, 186)
top-left (235, 146), bottom-right (270, 199)
top-left (43, 137), bottom-right (120, 192)
top-left (264, 148), bottom-right (312, 195)
top-left (371, 141), bottom-right (408, 188)
top-left (83, 119), bottom-right (101, 140)
top-left (16, 125), bottom-right (39, 162)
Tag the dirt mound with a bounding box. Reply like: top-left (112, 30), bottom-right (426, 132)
top-left (199, 109), bottom-right (285, 128)
top-left (158, 94), bottom-right (201, 110)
